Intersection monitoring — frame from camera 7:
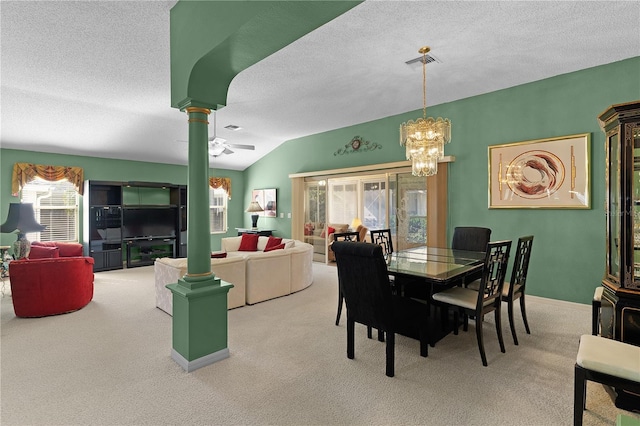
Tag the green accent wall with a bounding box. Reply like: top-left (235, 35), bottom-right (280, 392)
top-left (0, 149), bottom-right (244, 251)
top-left (243, 57), bottom-right (640, 305)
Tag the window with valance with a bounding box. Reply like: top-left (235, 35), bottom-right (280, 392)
top-left (209, 177), bottom-right (231, 233)
top-left (13, 163), bottom-right (83, 242)
top-left (209, 177), bottom-right (231, 199)
top-left (12, 162), bottom-right (84, 196)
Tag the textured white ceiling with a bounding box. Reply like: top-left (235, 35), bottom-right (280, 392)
top-left (1, 1), bottom-right (639, 171)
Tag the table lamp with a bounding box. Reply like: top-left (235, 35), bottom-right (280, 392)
top-left (246, 201), bottom-right (264, 230)
top-left (0, 203), bottom-right (47, 259)
top-left (350, 217), bottom-right (362, 231)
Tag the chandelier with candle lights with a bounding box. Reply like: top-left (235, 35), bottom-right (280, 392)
top-left (399, 46), bottom-right (451, 177)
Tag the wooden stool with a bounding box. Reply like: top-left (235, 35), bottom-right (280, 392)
top-left (592, 286), bottom-right (604, 335)
top-left (574, 334), bottom-right (640, 426)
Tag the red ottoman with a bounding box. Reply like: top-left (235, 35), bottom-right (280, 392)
top-left (9, 257), bottom-right (94, 318)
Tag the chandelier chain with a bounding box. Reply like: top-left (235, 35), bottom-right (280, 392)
top-left (422, 50), bottom-right (427, 120)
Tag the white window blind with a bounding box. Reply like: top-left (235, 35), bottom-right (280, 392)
top-left (20, 177), bottom-right (79, 242)
top-left (209, 187), bottom-right (228, 233)
top-left (328, 181), bottom-right (358, 224)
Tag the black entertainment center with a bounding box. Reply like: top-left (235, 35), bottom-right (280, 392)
top-left (83, 180), bottom-right (187, 271)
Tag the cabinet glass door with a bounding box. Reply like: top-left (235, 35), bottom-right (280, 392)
top-left (608, 133), bottom-right (620, 282)
top-left (633, 126), bottom-right (640, 283)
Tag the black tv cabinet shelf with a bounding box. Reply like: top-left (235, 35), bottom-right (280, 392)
top-left (83, 180), bottom-right (187, 272)
top-left (125, 237), bottom-right (176, 268)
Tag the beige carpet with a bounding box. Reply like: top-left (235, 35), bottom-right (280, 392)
top-left (1, 263), bottom-right (638, 425)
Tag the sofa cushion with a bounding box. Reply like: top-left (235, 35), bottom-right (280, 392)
top-left (31, 241), bottom-right (57, 247)
top-left (56, 242), bottom-right (83, 257)
top-left (29, 245), bottom-right (60, 259)
top-left (31, 241), bottom-right (83, 257)
top-left (238, 233), bottom-right (259, 251)
top-left (264, 236), bottom-right (283, 251)
top-left (264, 243), bottom-right (285, 252)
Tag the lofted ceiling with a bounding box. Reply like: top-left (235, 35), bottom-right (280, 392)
top-left (1, 1), bottom-right (639, 171)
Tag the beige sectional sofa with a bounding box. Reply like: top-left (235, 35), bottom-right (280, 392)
top-left (154, 236), bottom-right (313, 314)
top-left (155, 255), bottom-right (246, 315)
top-left (221, 236), bottom-right (313, 304)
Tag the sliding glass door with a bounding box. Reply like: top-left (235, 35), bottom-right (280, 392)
top-left (362, 178), bottom-right (387, 229)
top-left (327, 175), bottom-right (388, 232)
top-left (296, 163), bottom-right (445, 262)
top-left (390, 173), bottom-right (427, 251)
top-left (304, 181), bottom-right (327, 262)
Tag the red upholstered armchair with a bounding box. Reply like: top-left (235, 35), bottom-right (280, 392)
top-left (9, 242), bottom-right (94, 318)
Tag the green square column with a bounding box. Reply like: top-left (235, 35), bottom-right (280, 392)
top-left (167, 276), bottom-right (232, 372)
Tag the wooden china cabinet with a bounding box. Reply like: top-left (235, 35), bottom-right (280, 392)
top-left (599, 101), bottom-right (640, 409)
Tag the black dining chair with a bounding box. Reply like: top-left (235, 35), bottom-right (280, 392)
top-left (451, 226), bottom-right (492, 252)
top-left (502, 235), bottom-right (533, 345)
top-left (369, 228), bottom-right (400, 294)
top-left (332, 241), bottom-right (429, 377)
top-left (432, 240), bottom-right (512, 366)
top-left (333, 231), bottom-right (361, 327)
top-left (467, 235), bottom-right (533, 345)
top-left (452, 226), bottom-right (491, 286)
top-left (370, 229), bottom-right (393, 257)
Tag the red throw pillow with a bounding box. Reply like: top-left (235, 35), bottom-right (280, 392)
top-left (211, 251), bottom-right (227, 259)
top-left (304, 223), bottom-right (314, 236)
top-left (28, 245), bottom-right (60, 259)
top-left (321, 226), bottom-right (335, 238)
top-left (238, 233), bottom-right (259, 251)
top-left (264, 243), bottom-right (285, 252)
top-left (264, 236), bottom-right (283, 251)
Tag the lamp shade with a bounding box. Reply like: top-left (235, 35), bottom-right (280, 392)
top-left (0, 203), bottom-right (46, 235)
top-left (245, 201), bottom-right (264, 213)
top-left (350, 218), bottom-right (362, 229)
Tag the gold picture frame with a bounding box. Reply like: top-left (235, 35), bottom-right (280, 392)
top-left (488, 133), bottom-right (591, 209)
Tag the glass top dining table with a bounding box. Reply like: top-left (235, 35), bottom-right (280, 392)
top-left (386, 246), bottom-right (486, 285)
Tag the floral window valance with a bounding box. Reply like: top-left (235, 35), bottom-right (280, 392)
top-left (209, 177), bottom-right (231, 199)
top-left (12, 162), bottom-right (84, 196)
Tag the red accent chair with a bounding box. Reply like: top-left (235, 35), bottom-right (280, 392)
top-left (9, 242), bottom-right (94, 318)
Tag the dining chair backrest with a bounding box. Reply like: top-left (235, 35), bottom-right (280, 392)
top-left (331, 241), bottom-right (393, 330)
top-left (370, 229), bottom-right (393, 257)
top-left (333, 231), bottom-right (360, 242)
top-left (452, 227), bottom-right (492, 252)
top-left (477, 240), bottom-right (512, 306)
top-left (508, 235), bottom-right (534, 297)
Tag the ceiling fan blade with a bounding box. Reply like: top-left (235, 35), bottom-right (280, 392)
top-left (226, 143), bottom-right (255, 150)
top-left (210, 145), bottom-right (225, 156)
top-left (223, 148), bottom-right (234, 155)
top-left (209, 137), bottom-right (227, 144)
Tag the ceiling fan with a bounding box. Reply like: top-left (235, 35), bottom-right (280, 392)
top-left (179, 111), bottom-right (255, 157)
top-left (209, 111), bottom-right (254, 157)
top-left (208, 137), bottom-right (254, 158)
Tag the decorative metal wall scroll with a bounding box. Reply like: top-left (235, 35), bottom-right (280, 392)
top-left (334, 136), bottom-right (382, 156)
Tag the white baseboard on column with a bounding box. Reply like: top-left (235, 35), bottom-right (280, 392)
top-left (171, 347), bottom-right (230, 372)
